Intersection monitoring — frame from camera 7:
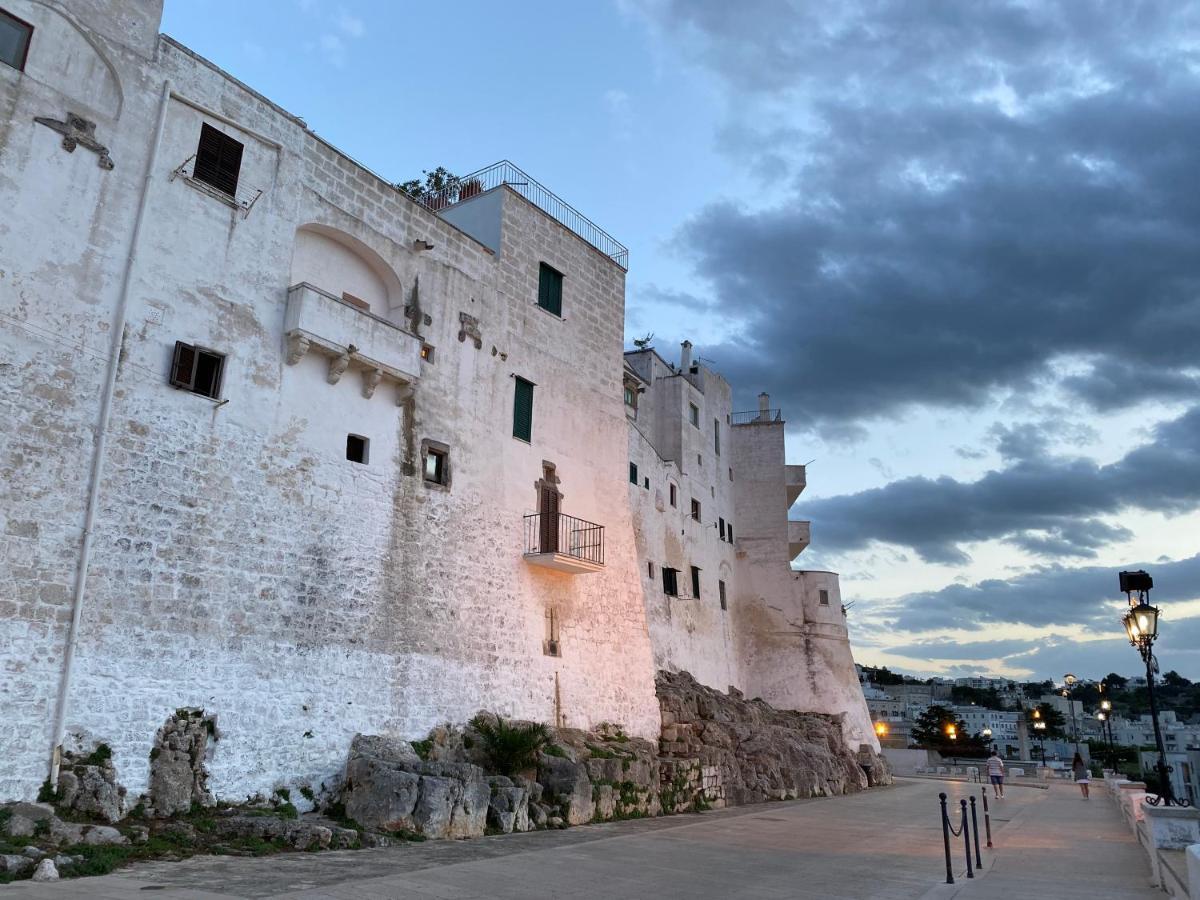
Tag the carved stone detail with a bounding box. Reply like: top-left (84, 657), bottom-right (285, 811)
top-left (458, 312), bottom-right (482, 349)
top-left (362, 368), bottom-right (383, 399)
top-left (395, 382), bottom-right (415, 406)
top-left (33, 113), bottom-right (115, 169)
top-left (285, 334), bottom-right (310, 365)
top-left (327, 352), bottom-right (350, 385)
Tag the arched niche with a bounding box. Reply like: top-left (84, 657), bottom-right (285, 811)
top-left (290, 224), bottom-right (402, 315)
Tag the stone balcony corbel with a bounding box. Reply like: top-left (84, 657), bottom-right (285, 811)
top-left (284, 283), bottom-right (422, 400)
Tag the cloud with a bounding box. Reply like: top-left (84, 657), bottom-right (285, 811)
top-left (804, 404), bottom-right (1200, 561)
top-left (336, 9), bottom-right (366, 38)
top-left (629, 0), bottom-right (1200, 427)
top-left (885, 638), bottom-right (1039, 661)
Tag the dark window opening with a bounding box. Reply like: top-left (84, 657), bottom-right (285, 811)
top-left (513, 377), bottom-right (534, 442)
top-left (819, 589), bottom-right (830, 606)
top-left (537, 262), bottom-right (563, 316)
top-left (169, 341), bottom-right (225, 399)
top-left (689, 402), bottom-right (700, 427)
top-left (727, 523), bottom-right (733, 543)
top-left (193, 123), bottom-right (244, 196)
top-left (662, 567), bottom-right (679, 597)
top-left (643, 476), bottom-right (650, 490)
top-left (346, 434), bottom-right (369, 464)
top-left (648, 561), bottom-right (656, 579)
top-left (424, 448), bottom-right (447, 484)
top-left (0, 8), bottom-right (33, 71)
top-left (629, 462), bottom-right (638, 484)
top-left (690, 565), bottom-right (701, 600)
top-left (714, 419), bottom-right (721, 455)
top-left (719, 517), bottom-right (726, 540)
top-left (719, 580), bottom-right (727, 610)
top-left (669, 484), bottom-right (677, 507)
top-left (691, 498), bottom-right (701, 522)
top-left (420, 344), bottom-right (435, 362)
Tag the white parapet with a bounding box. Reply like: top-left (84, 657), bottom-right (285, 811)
top-left (1186, 844), bottom-right (1200, 900)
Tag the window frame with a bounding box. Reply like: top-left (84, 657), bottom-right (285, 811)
top-left (169, 340), bottom-right (225, 400)
top-left (193, 123), bottom-right (244, 198)
top-left (719, 579), bottom-right (727, 611)
top-left (537, 262), bottom-right (564, 317)
top-left (688, 402), bottom-right (700, 428)
top-left (662, 566), bottom-right (679, 597)
top-left (669, 483), bottom-right (678, 507)
top-left (819, 589), bottom-right (830, 606)
top-left (714, 418), bottom-right (721, 455)
top-left (690, 498), bottom-right (701, 522)
top-left (346, 433), bottom-right (370, 465)
top-left (629, 462), bottom-right (639, 485)
top-left (690, 565), bottom-right (701, 600)
top-left (0, 8), bottom-right (33, 72)
top-left (512, 376), bottom-right (535, 442)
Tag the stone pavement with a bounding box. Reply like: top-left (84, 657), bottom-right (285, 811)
top-left (1, 779), bottom-right (1159, 899)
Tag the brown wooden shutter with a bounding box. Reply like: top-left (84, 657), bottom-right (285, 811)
top-left (539, 486), bottom-right (560, 552)
top-left (194, 123), bottom-right (244, 196)
top-left (170, 341), bottom-right (197, 389)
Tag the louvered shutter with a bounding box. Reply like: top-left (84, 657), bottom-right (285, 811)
top-left (538, 264), bottom-right (562, 316)
top-left (194, 123), bottom-right (244, 196)
top-left (513, 377), bottom-right (534, 441)
top-left (539, 486), bottom-right (560, 553)
top-left (170, 341), bottom-right (197, 389)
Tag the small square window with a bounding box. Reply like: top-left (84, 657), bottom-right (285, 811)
top-left (193, 123), bottom-right (244, 197)
top-left (537, 262), bottom-right (563, 316)
top-left (169, 341), bottom-right (225, 400)
top-left (0, 9), bottom-right (33, 72)
top-left (690, 498), bottom-right (701, 522)
top-left (643, 476), bottom-right (650, 490)
top-left (662, 566), bottom-right (679, 597)
top-left (719, 580), bottom-right (727, 611)
top-left (346, 434), bottom-right (369, 464)
top-left (424, 447), bottom-right (448, 484)
top-left (697, 454), bottom-right (703, 466)
top-left (669, 484), bottom-right (677, 507)
top-left (629, 462), bottom-right (639, 484)
top-left (420, 343), bottom-right (435, 363)
top-left (689, 402), bottom-right (700, 428)
top-left (819, 589), bottom-right (830, 606)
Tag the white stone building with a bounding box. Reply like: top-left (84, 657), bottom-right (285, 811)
top-left (0, 0), bottom-right (875, 804)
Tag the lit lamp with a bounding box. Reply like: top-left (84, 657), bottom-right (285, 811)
top-left (1099, 698), bottom-right (1116, 768)
top-left (1118, 569), bottom-right (1187, 807)
top-left (946, 724), bottom-right (957, 741)
top-left (1032, 718), bottom-right (1047, 766)
top-left (875, 721), bottom-right (889, 739)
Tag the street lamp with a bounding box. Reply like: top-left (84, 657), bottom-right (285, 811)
top-left (1033, 719), bottom-right (1047, 766)
top-left (1099, 697), bottom-right (1116, 769)
top-left (875, 721), bottom-right (889, 739)
top-left (1063, 673), bottom-right (1080, 752)
top-left (1119, 569), bottom-right (1188, 807)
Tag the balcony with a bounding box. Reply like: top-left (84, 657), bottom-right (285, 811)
top-left (284, 283), bottom-right (423, 400)
top-left (523, 513), bottom-right (605, 574)
top-left (788, 520), bottom-right (811, 560)
top-left (785, 464), bottom-right (807, 508)
top-left (731, 408), bottom-right (783, 426)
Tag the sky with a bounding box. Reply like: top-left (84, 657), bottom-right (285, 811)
top-left (160, 0), bottom-right (1200, 684)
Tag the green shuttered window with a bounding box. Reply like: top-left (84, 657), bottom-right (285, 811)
top-left (538, 263), bottom-right (563, 316)
top-left (513, 377), bottom-right (534, 442)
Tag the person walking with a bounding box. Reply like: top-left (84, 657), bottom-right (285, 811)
top-left (986, 749), bottom-right (1005, 799)
top-left (1073, 752), bottom-right (1090, 799)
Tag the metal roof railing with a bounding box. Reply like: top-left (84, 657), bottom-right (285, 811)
top-left (414, 160), bottom-right (629, 269)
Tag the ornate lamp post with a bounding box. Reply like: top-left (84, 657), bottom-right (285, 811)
top-left (1031, 708), bottom-right (1047, 766)
top-left (1119, 569), bottom-right (1188, 807)
top-left (1063, 673), bottom-right (1080, 752)
top-left (1099, 696), bottom-right (1116, 769)
top-left (981, 726), bottom-right (993, 752)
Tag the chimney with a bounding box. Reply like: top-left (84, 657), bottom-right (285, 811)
top-left (680, 340), bottom-right (693, 372)
top-left (758, 392), bottom-right (770, 414)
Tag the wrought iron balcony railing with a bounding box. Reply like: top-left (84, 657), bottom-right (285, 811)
top-left (414, 160), bottom-right (629, 269)
top-left (731, 408), bottom-right (783, 425)
top-left (523, 512), bottom-right (605, 570)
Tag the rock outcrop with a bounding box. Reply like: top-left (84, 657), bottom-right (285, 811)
top-left (54, 744), bottom-right (126, 823)
top-left (148, 709), bottom-right (216, 816)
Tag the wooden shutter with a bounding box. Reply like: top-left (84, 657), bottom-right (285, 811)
top-left (513, 377), bottom-right (534, 441)
top-left (539, 485), bottom-right (560, 552)
top-left (169, 341), bottom-right (197, 389)
top-left (194, 123), bottom-right (244, 196)
top-left (538, 263), bottom-right (562, 316)
top-left (691, 566), bottom-right (701, 599)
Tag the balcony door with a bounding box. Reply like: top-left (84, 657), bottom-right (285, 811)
top-left (537, 463), bottom-right (562, 554)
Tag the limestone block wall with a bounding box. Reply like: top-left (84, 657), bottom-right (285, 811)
top-left (0, 0), bottom-right (658, 804)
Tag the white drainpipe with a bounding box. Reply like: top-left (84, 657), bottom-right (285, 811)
top-left (49, 79), bottom-right (173, 786)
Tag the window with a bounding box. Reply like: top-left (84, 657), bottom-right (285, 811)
top-left (690, 566), bottom-right (701, 600)
top-left (193, 124), bottom-right (244, 197)
top-left (689, 402), bottom-right (700, 428)
top-left (648, 561), bottom-right (656, 579)
top-left (729, 467), bottom-right (734, 481)
top-left (662, 567), bottom-right (679, 597)
top-left (714, 419), bottom-right (721, 455)
top-left (544, 608), bottom-right (561, 658)
top-left (537, 262), bottom-right (563, 316)
top-left (697, 454), bottom-right (703, 466)
top-left (420, 343), bottom-right (435, 363)
top-left (169, 341), bottom-right (225, 399)
top-left (629, 462), bottom-right (639, 485)
top-left (819, 589), bottom-right (830, 606)
top-left (690, 498), bottom-right (701, 522)
top-left (669, 484), bottom-right (677, 507)
top-left (424, 447), bottom-right (448, 484)
top-left (643, 477), bottom-right (650, 490)
top-left (719, 517), bottom-right (726, 540)
top-left (727, 523), bottom-right (733, 543)
top-left (624, 385), bottom-right (636, 407)
top-left (719, 580), bottom-right (727, 611)
top-left (346, 434), bottom-right (369, 464)
top-left (512, 377), bottom-right (534, 442)
top-left (0, 8), bottom-right (32, 71)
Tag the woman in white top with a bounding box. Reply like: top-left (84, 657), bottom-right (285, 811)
top-left (986, 751), bottom-right (1005, 798)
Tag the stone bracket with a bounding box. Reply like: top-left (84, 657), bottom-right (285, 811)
top-left (33, 113), bottom-right (115, 169)
top-left (458, 311), bottom-right (482, 349)
top-left (327, 352), bottom-right (350, 385)
top-left (362, 368), bottom-right (383, 399)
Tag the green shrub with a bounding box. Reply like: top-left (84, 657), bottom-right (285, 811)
top-left (411, 739), bottom-right (434, 760)
top-left (469, 715), bottom-right (550, 776)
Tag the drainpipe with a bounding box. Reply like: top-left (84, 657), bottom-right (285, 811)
top-left (49, 79), bottom-right (173, 786)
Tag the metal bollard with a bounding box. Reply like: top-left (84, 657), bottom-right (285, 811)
top-left (969, 796), bottom-right (982, 867)
top-left (981, 787), bottom-right (993, 848)
top-left (940, 792), bottom-right (954, 885)
top-left (961, 799), bottom-right (974, 879)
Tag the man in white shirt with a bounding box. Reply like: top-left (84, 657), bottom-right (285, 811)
top-left (986, 750), bottom-right (1006, 798)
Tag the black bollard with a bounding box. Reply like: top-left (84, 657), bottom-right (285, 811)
top-left (981, 788), bottom-right (993, 848)
top-left (961, 799), bottom-right (974, 879)
top-left (940, 792), bottom-right (954, 885)
top-left (969, 796), bottom-right (982, 867)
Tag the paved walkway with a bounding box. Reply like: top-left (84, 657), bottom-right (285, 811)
top-left (1, 779), bottom-right (1158, 899)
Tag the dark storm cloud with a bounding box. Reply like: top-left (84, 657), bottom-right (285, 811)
top-left (804, 404), bottom-right (1200, 561)
top-left (881, 552), bottom-right (1200, 633)
top-left (639, 0), bottom-right (1200, 424)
